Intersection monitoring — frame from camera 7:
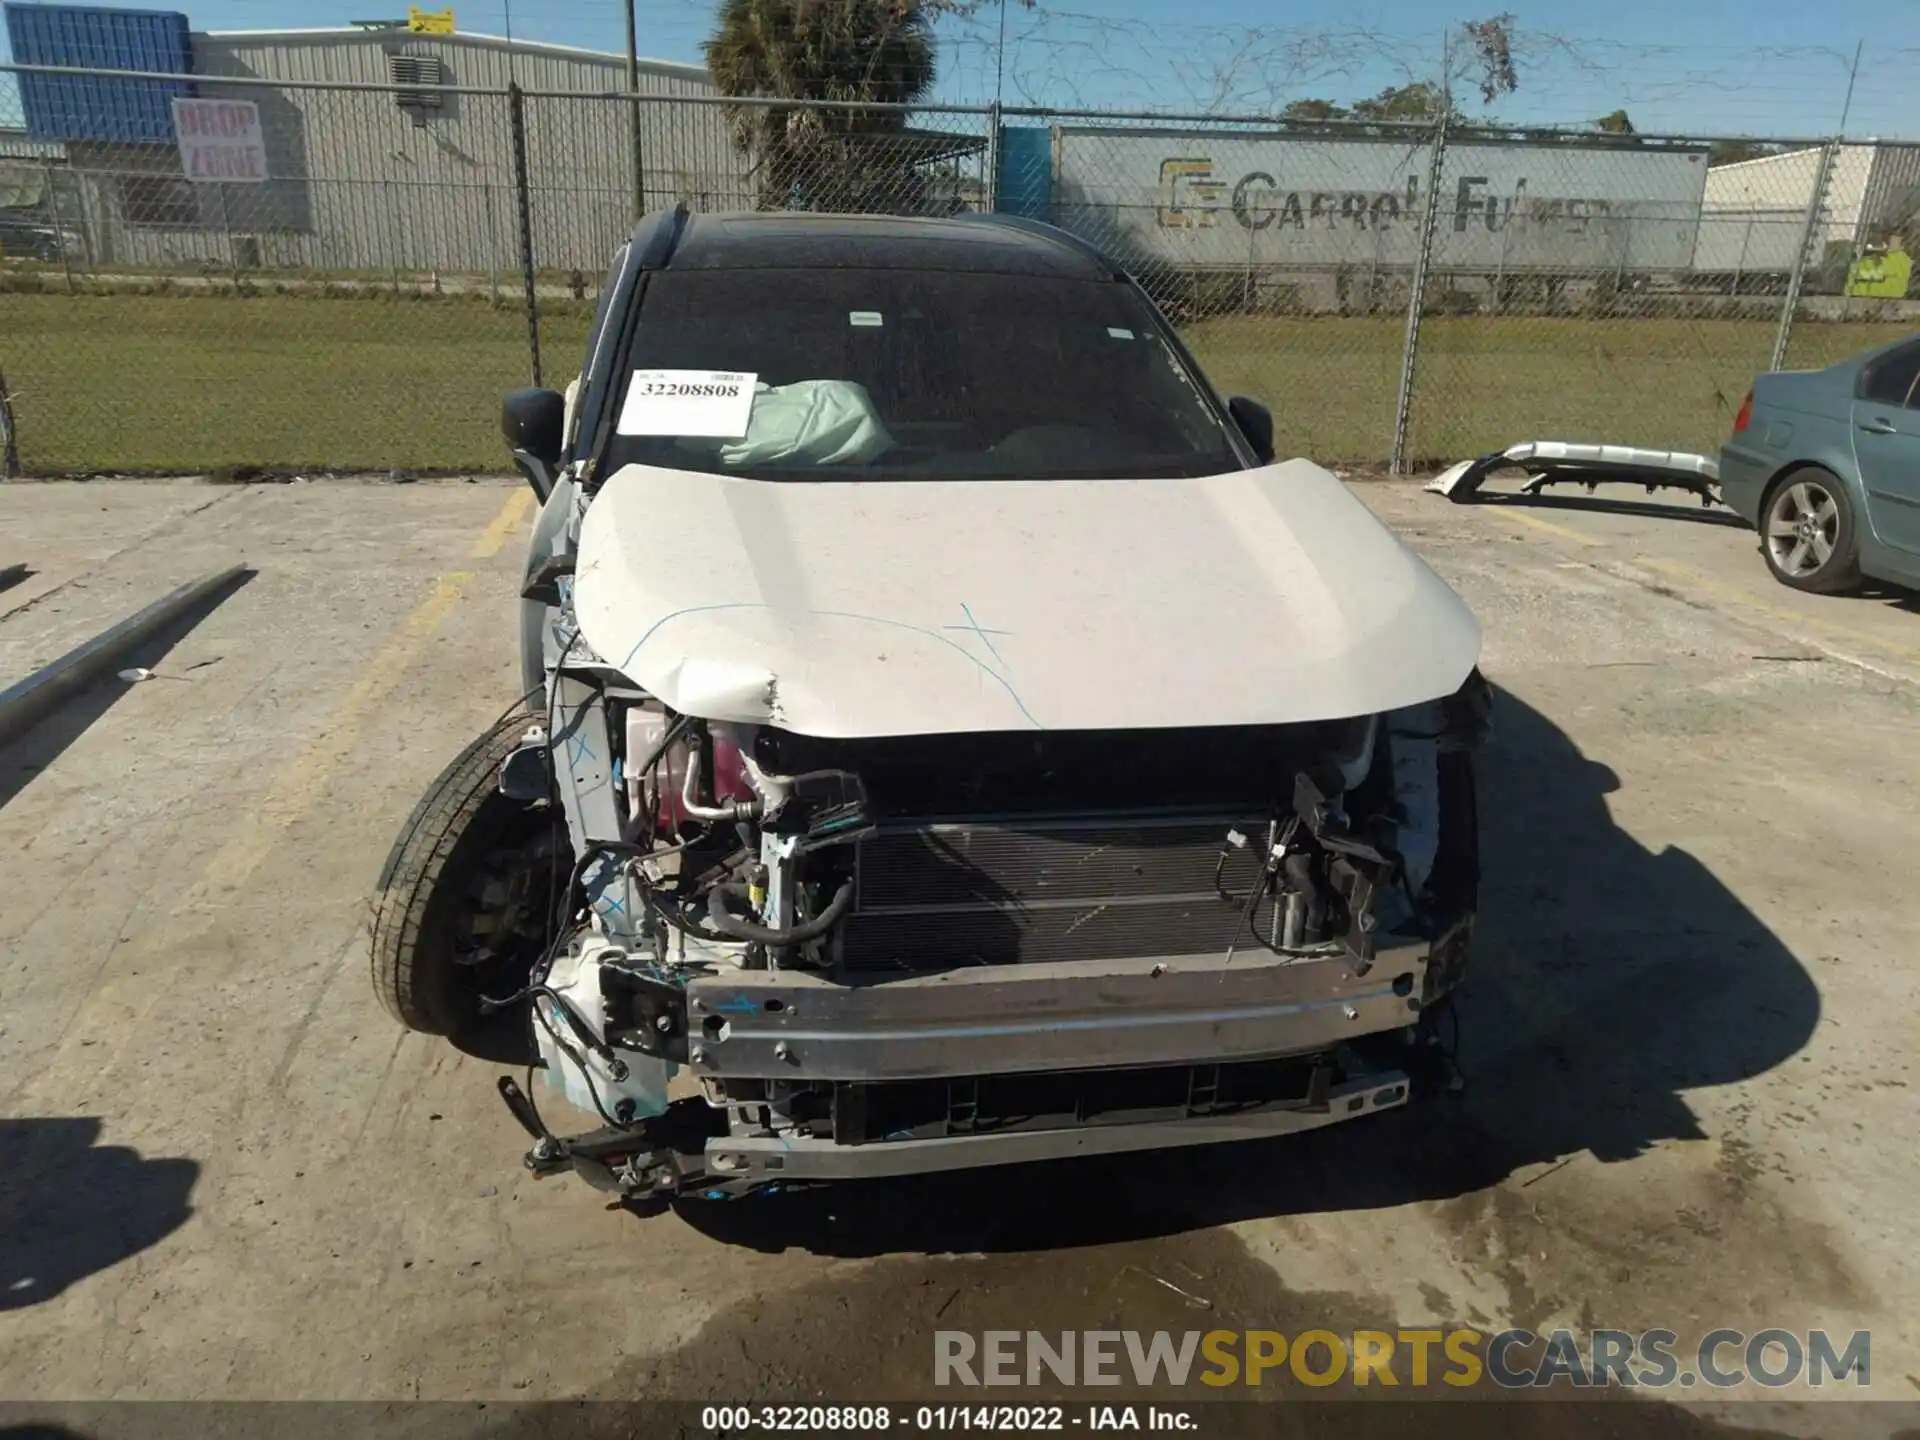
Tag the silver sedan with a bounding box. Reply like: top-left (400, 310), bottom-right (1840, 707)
top-left (1719, 333), bottom-right (1920, 592)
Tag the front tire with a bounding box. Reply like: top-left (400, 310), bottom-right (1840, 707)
top-left (1761, 468), bottom-right (1860, 594)
top-left (369, 709), bottom-right (564, 1055)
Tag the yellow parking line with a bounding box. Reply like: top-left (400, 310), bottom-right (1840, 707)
top-left (13, 487), bottom-right (532, 1110)
top-left (183, 489), bottom-right (531, 905)
top-left (1493, 506), bottom-right (1604, 548)
top-left (473, 486), bottom-right (534, 558)
top-left (1639, 558), bottom-right (1920, 668)
top-left (178, 571), bottom-right (476, 907)
top-left (1491, 505), bottom-right (1920, 674)
top-left (1641, 559), bottom-right (1813, 626)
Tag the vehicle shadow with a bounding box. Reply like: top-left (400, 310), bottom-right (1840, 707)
top-left (1850, 580), bottom-right (1920, 614)
top-left (674, 683), bottom-right (1820, 1256)
top-left (0, 1118), bottom-right (198, 1310)
top-left (0, 568), bottom-right (254, 812)
top-left (1472, 491), bottom-right (1746, 528)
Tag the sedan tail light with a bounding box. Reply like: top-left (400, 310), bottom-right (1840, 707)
top-left (1733, 389), bottom-right (1754, 433)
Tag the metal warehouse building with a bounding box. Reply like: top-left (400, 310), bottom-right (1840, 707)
top-left (3, 3), bottom-right (748, 273)
top-left (1692, 142), bottom-right (1920, 276)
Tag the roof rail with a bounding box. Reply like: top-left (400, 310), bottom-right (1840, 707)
top-left (633, 202), bottom-right (692, 270)
top-left (956, 211), bottom-right (1126, 280)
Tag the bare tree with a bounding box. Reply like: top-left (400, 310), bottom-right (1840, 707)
top-left (1458, 13), bottom-right (1518, 104)
top-left (1278, 14), bottom-right (1521, 125)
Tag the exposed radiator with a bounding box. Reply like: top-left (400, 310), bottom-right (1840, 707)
top-left (839, 814), bottom-right (1277, 971)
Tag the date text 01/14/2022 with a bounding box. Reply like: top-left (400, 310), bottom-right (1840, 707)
top-left (697, 1406), bottom-right (1199, 1432)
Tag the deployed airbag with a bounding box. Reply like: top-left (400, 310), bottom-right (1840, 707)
top-left (678, 380), bottom-right (893, 468)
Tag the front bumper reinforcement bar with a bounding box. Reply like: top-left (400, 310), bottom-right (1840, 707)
top-left (681, 928), bottom-right (1452, 1083)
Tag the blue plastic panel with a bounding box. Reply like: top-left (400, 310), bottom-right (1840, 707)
top-left (4, 4), bottom-right (193, 143)
top-left (995, 125), bottom-right (1052, 220)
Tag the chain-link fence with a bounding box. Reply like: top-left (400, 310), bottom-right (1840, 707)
top-left (3, 58), bottom-right (1917, 475)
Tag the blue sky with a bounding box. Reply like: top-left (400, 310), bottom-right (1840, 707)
top-left (4, 0), bottom-right (1917, 138)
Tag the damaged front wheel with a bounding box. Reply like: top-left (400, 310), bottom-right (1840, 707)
top-left (370, 708), bottom-right (565, 1061)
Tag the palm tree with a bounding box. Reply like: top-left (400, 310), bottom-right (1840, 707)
top-left (704, 0), bottom-right (940, 212)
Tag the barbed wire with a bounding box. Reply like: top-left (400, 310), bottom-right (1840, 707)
top-left (13, 3), bottom-right (1912, 142)
top-left (920, 10), bottom-right (1911, 139)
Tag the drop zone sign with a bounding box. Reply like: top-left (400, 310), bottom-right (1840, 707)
top-left (172, 98), bottom-right (268, 183)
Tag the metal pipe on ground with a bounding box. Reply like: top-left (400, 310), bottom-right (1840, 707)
top-left (0, 564), bottom-right (252, 748)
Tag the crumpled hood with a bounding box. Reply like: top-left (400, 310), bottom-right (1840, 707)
top-left (574, 459), bottom-right (1480, 738)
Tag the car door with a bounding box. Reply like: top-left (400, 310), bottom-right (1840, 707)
top-left (1851, 339), bottom-right (1920, 556)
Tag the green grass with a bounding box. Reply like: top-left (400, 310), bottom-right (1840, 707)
top-left (0, 291), bottom-right (592, 473)
top-left (1186, 314), bottom-right (1918, 464)
top-left (1183, 315), bottom-right (1410, 465)
top-left (0, 290), bottom-right (1910, 473)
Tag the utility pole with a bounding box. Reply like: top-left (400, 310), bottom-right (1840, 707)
top-left (994, 0), bottom-right (1007, 110)
top-left (1837, 38), bottom-right (1863, 135)
top-left (625, 0), bottom-right (646, 218)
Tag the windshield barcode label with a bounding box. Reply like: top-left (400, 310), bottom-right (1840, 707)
top-left (617, 369), bottom-right (759, 437)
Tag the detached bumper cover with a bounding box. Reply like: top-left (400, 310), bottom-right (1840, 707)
top-left (1427, 441), bottom-right (1723, 507)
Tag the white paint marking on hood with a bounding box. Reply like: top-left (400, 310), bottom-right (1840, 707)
top-left (574, 459), bottom-right (1481, 738)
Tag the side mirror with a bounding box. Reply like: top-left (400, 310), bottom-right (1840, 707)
top-left (1228, 395), bottom-right (1275, 465)
top-left (501, 387), bottom-right (566, 501)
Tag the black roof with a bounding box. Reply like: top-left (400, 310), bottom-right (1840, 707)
top-left (650, 211), bottom-right (1116, 281)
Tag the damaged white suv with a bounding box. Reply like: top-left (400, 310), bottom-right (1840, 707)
top-left (371, 209), bottom-right (1490, 1203)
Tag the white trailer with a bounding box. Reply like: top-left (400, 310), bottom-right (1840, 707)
top-left (1041, 128), bottom-right (1711, 276)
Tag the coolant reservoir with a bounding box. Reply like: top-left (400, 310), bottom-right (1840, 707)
top-left (622, 710), bottom-right (756, 835)
top-left (535, 941), bottom-right (674, 1121)
top-left (624, 705), bottom-right (688, 834)
top-left (708, 724), bottom-right (755, 805)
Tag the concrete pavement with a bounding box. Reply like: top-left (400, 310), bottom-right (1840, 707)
top-left (0, 475), bottom-right (1915, 1432)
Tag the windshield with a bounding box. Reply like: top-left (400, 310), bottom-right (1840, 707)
top-left (604, 267), bottom-right (1241, 481)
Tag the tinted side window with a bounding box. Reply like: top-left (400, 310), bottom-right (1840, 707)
top-left (1859, 342), bottom-right (1920, 407)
